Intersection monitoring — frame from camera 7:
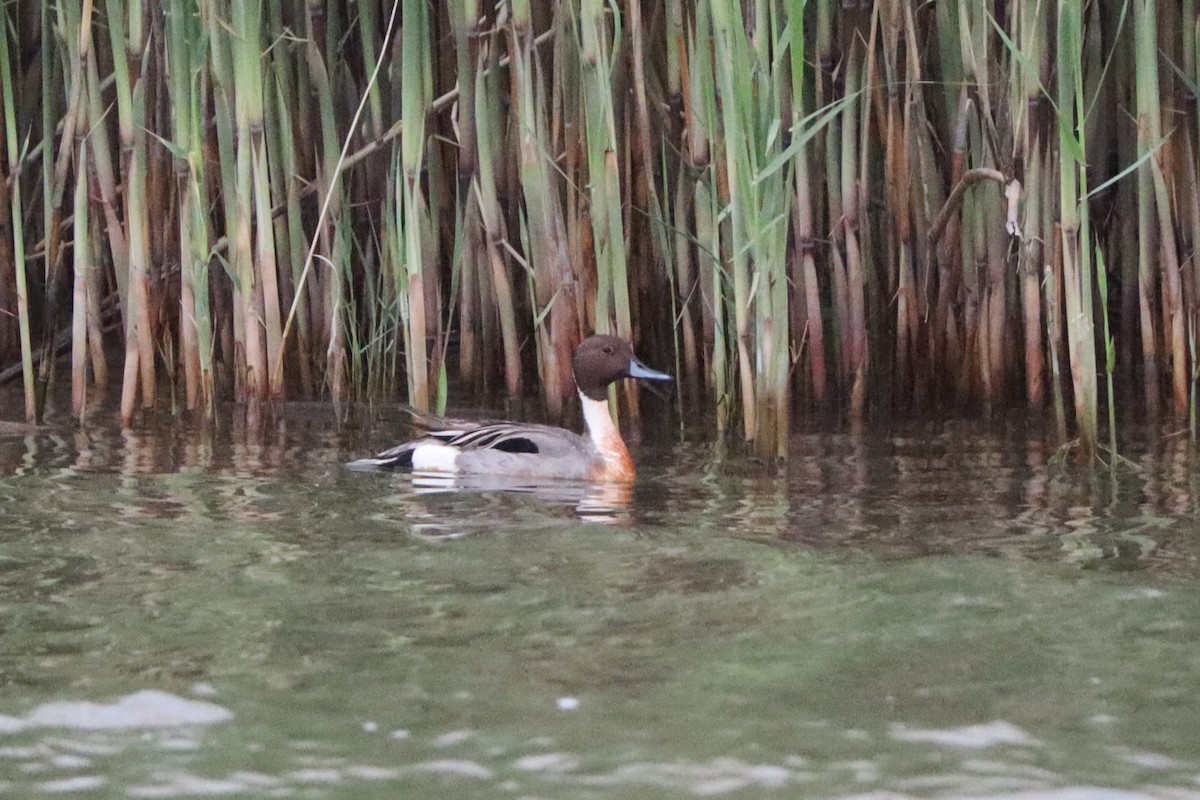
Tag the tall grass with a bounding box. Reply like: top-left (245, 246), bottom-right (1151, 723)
top-left (2, 1), bottom-right (1198, 457)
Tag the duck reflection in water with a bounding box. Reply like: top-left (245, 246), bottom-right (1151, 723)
top-left (405, 472), bottom-right (635, 530)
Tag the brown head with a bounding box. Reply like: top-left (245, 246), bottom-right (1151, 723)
top-left (572, 335), bottom-right (672, 401)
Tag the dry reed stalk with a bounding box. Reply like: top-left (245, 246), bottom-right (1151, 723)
top-left (509, 2), bottom-right (578, 416)
top-left (449, 0), bottom-right (482, 385)
top-left (174, 169), bottom-right (200, 412)
top-left (960, 143), bottom-right (983, 400)
top-left (880, 0), bottom-right (914, 398)
top-left (294, 1), bottom-right (349, 412)
top-left (0, 207), bottom-right (12, 372)
top-left (903, 2), bottom-right (944, 405)
top-left (473, 50), bottom-right (523, 398)
top-left (44, 2), bottom-right (94, 418)
top-left (241, 2), bottom-right (284, 400)
top-left (1011, 0), bottom-right (1045, 407)
top-left (1020, 139), bottom-right (1045, 407)
top-left (628, 0), bottom-right (672, 362)
top-left (682, 11), bottom-right (710, 391)
top-left (84, 45), bottom-right (127, 304)
top-left (71, 133), bottom-right (89, 415)
top-left (103, 0), bottom-right (157, 424)
top-left (225, 0), bottom-right (269, 410)
top-left (685, 4), bottom-right (728, 429)
top-left (84, 209), bottom-right (107, 392)
top-left (785, 3), bottom-right (826, 407)
top-left (1131, 9), bottom-right (1160, 413)
top-left (264, 0), bottom-right (314, 396)
top-left (1095, 245), bottom-right (1119, 455)
top-left (195, 27), bottom-right (241, 371)
top-left (841, 36), bottom-right (868, 414)
top-left (579, 0), bottom-right (636, 419)
top-left (1183, 133), bottom-right (1200, 428)
top-left (1045, 154), bottom-right (1067, 439)
top-left (663, 0), bottom-right (698, 404)
top-left (356, 0), bottom-right (385, 142)
top-left (816, 3), bottom-right (849, 395)
top-left (1134, 0), bottom-right (1187, 414)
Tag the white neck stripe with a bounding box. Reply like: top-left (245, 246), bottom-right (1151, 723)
top-left (580, 391), bottom-right (619, 452)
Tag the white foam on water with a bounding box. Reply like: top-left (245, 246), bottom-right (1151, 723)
top-left (1117, 750), bottom-right (1178, 770)
top-left (1117, 588), bottom-right (1166, 600)
top-left (287, 768), bottom-right (342, 784)
top-left (960, 791), bottom-right (1182, 800)
top-left (36, 775), bottom-right (107, 793)
top-left (835, 791), bottom-right (1177, 800)
top-left (48, 754), bottom-right (91, 769)
top-left (2, 691), bottom-right (231, 733)
top-left (126, 773), bottom-right (249, 798)
top-left (402, 759), bottom-right (494, 780)
top-left (574, 757), bottom-right (794, 794)
top-left (433, 729), bottom-right (474, 747)
top-left (343, 765), bottom-right (400, 781)
top-left (514, 751), bottom-right (580, 772)
top-left (890, 721), bottom-right (1038, 749)
top-left (225, 771), bottom-right (279, 788)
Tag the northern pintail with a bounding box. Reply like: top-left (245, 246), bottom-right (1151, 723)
top-left (348, 335), bottom-right (672, 482)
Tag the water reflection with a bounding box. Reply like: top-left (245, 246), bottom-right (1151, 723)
top-left (627, 417), bottom-right (1200, 577)
top-left (2, 410), bottom-right (1200, 575)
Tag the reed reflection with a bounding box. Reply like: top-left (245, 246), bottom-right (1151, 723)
top-left (3, 410), bottom-right (1200, 574)
top-left (641, 418), bottom-right (1200, 575)
top-left (0, 412), bottom-right (352, 540)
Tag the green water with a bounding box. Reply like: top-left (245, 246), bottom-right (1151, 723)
top-left (1, 411), bottom-right (1199, 798)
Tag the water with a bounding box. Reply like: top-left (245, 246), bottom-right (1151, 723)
top-left (1, 407), bottom-right (1199, 799)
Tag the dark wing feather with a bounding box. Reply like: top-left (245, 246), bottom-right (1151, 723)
top-left (346, 420), bottom-right (586, 471)
top-left (492, 437), bottom-right (539, 454)
top-left (345, 439), bottom-right (420, 470)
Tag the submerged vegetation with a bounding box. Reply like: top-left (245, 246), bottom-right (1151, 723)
top-left (1, 0), bottom-right (1198, 456)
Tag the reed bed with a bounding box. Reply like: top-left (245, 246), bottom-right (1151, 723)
top-left (0, 0), bottom-right (1197, 457)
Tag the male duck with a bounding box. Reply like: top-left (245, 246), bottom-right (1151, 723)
top-left (349, 335), bottom-right (672, 483)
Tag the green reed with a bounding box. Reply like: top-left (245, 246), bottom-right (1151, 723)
top-left (396, 0), bottom-right (433, 411)
top-left (1056, 0), bottom-right (1099, 454)
top-left (685, 4), bottom-right (727, 429)
top-left (0, 8), bottom-right (34, 422)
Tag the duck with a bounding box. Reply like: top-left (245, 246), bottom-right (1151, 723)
top-left (347, 334), bottom-right (672, 483)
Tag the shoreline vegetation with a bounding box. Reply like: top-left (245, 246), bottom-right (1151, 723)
top-left (0, 1), bottom-right (1197, 458)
